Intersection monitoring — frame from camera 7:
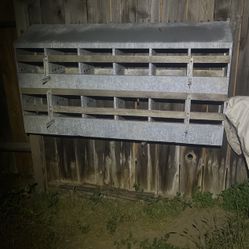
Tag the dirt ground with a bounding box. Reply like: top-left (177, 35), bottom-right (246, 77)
top-left (1, 183), bottom-right (247, 249)
top-left (1, 173), bottom-right (249, 249)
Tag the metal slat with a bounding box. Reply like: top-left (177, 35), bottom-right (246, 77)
top-left (24, 115), bottom-right (224, 146)
top-left (18, 74), bottom-right (229, 95)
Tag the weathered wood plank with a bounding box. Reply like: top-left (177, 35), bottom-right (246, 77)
top-left (21, 88), bottom-right (228, 102)
top-left (4, 0), bottom-right (33, 175)
top-left (17, 54), bottom-right (231, 64)
top-left (226, 0), bottom-right (249, 183)
top-left (161, 0), bottom-right (188, 22)
top-left (199, 0), bottom-right (215, 22)
top-left (86, 0), bottom-right (111, 23)
top-left (228, 0), bottom-right (244, 96)
top-left (40, 0), bottom-right (65, 24)
top-left (65, 0), bottom-right (87, 24)
top-left (27, 0), bottom-right (42, 25)
top-left (224, 0), bottom-right (246, 188)
top-left (150, 0), bottom-right (160, 23)
top-left (44, 136), bottom-right (59, 182)
top-left (0, 142), bottom-right (30, 152)
top-left (120, 0), bottom-right (136, 23)
top-left (110, 0), bottom-right (122, 23)
top-left (214, 0), bottom-right (231, 21)
top-left (29, 135), bottom-right (47, 191)
top-left (136, 0), bottom-right (151, 23)
top-left (235, 0), bottom-right (249, 95)
top-left (13, 0), bottom-right (30, 36)
top-left (0, 73), bottom-right (17, 173)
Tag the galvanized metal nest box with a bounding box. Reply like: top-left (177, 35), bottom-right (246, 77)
top-left (15, 22), bottom-right (233, 146)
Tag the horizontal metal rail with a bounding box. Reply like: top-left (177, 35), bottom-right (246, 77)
top-left (23, 115), bottom-right (224, 145)
top-left (18, 74), bottom-right (229, 95)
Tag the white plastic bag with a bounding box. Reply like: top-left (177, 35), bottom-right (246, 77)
top-left (224, 96), bottom-right (249, 169)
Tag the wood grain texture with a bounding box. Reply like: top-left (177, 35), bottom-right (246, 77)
top-left (40, 0), bottom-right (65, 24)
top-left (214, 0), bottom-right (231, 21)
top-left (228, 0), bottom-right (244, 96)
top-left (236, 0), bottom-right (249, 95)
top-left (161, 0), bottom-right (188, 22)
top-left (150, 0), bottom-right (160, 23)
top-left (12, 0), bottom-right (249, 196)
top-left (120, 0), bottom-right (136, 23)
top-left (227, 0), bottom-right (249, 181)
top-left (110, 0), bottom-right (122, 23)
top-left (86, 0), bottom-right (111, 23)
top-left (225, 0), bottom-right (246, 186)
top-left (65, 0), bottom-right (87, 24)
top-left (30, 135), bottom-right (47, 192)
top-left (13, 0), bottom-right (30, 35)
top-left (27, 0), bottom-right (42, 25)
top-left (1, 0), bottom-right (32, 175)
top-left (44, 136), bottom-right (59, 182)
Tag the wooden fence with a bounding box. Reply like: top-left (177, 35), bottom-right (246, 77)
top-left (10, 0), bottom-right (249, 196)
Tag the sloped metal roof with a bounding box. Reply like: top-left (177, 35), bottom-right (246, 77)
top-left (15, 22), bottom-right (232, 49)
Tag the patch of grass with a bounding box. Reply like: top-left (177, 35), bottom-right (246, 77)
top-left (114, 232), bottom-right (138, 249)
top-left (193, 216), bottom-right (248, 249)
top-left (77, 220), bottom-right (90, 234)
top-left (89, 190), bottom-right (104, 205)
top-left (1, 181), bottom-right (249, 249)
top-left (143, 194), bottom-right (190, 219)
top-left (106, 213), bottom-right (124, 234)
top-left (192, 190), bottom-right (215, 208)
top-left (133, 183), bottom-right (144, 192)
top-left (0, 189), bottom-right (60, 249)
top-left (203, 216), bottom-right (249, 249)
top-left (139, 234), bottom-right (185, 249)
top-left (220, 181), bottom-right (249, 217)
top-left (114, 232), bottom-right (185, 249)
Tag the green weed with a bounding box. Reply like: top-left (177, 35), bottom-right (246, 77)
top-left (114, 232), bottom-right (138, 249)
top-left (139, 234), bottom-right (184, 249)
top-left (179, 215), bottom-right (249, 249)
top-left (220, 181), bottom-right (249, 216)
top-left (0, 189), bottom-right (60, 249)
top-left (133, 183), bottom-right (144, 192)
top-left (192, 190), bottom-right (215, 208)
top-left (89, 190), bottom-right (104, 205)
top-left (114, 232), bottom-right (184, 249)
top-left (203, 216), bottom-right (249, 249)
top-left (77, 220), bottom-right (90, 234)
top-left (143, 195), bottom-right (190, 219)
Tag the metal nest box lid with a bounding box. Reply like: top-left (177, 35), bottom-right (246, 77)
top-left (16, 21), bottom-right (232, 48)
